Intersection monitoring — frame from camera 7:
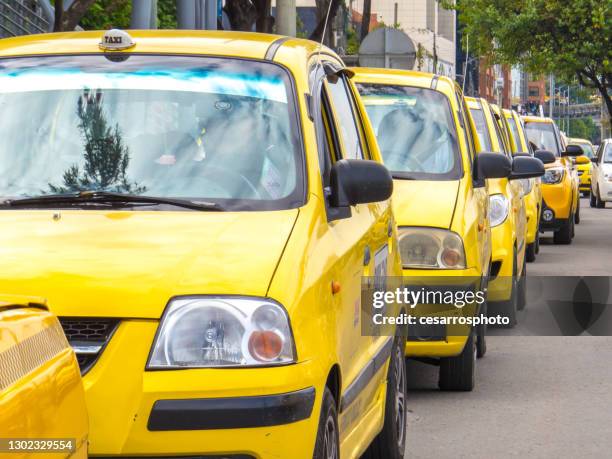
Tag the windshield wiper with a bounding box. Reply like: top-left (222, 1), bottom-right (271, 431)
top-left (0, 191), bottom-right (224, 211)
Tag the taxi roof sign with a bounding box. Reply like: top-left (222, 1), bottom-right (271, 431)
top-left (99, 29), bottom-right (136, 51)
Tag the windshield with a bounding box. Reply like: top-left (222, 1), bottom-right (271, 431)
top-left (525, 122), bottom-right (560, 156)
top-left (356, 83), bottom-right (460, 180)
top-left (576, 142), bottom-right (594, 158)
top-left (469, 108), bottom-right (492, 152)
top-left (506, 116), bottom-right (522, 152)
top-left (605, 144), bottom-right (612, 163)
top-left (0, 55), bottom-right (304, 211)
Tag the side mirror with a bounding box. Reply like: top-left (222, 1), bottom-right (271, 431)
top-left (575, 155), bottom-right (591, 164)
top-left (534, 150), bottom-right (556, 164)
top-left (509, 156), bottom-right (545, 180)
top-left (475, 152), bottom-right (512, 180)
top-left (563, 144), bottom-right (583, 157)
top-left (330, 159), bottom-right (393, 208)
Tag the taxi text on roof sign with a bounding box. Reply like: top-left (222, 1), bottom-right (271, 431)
top-left (99, 29), bottom-right (135, 51)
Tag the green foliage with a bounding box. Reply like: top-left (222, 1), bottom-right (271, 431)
top-left (456, 0), bottom-right (611, 121)
top-left (80, 0), bottom-right (131, 30)
top-left (346, 26), bottom-right (359, 55)
top-left (568, 117), bottom-right (598, 142)
top-left (50, 92), bottom-right (144, 194)
top-left (78, 0), bottom-right (176, 30)
top-left (158, 0), bottom-right (177, 29)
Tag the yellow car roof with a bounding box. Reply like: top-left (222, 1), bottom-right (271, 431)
top-left (522, 115), bottom-right (554, 124)
top-left (350, 67), bottom-right (445, 89)
top-left (569, 137), bottom-right (592, 145)
top-left (0, 29), bottom-right (327, 61)
top-left (465, 96), bottom-right (485, 109)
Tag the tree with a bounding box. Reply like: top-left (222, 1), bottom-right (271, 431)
top-left (360, 0), bottom-right (371, 41)
top-left (309, 0), bottom-right (343, 44)
top-left (50, 91), bottom-right (144, 194)
top-left (52, 0), bottom-right (98, 31)
top-left (222, 0), bottom-right (273, 33)
top-left (454, 0), bottom-right (611, 126)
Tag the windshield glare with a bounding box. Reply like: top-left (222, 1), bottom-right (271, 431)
top-left (356, 83), bottom-right (460, 180)
top-left (525, 122), bottom-right (560, 155)
top-left (0, 55), bottom-right (304, 210)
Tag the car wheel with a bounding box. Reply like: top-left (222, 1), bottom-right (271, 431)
top-left (439, 331), bottom-right (476, 391)
top-left (526, 241), bottom-right (536, 262)
top-left (313, 387), bottom-right (339, 459)
top-left (517, 255), bottom-right (527, 311)
top-left (574, 199), bottom-right (580, 224)
top-left (596, 188), bottom-right (606, 208)
top-left (553, 215), bottom-right (573, 244)
top-left (363, 336), bottom-right (407, 459)
top-left (535, 228), bottom-right (540, 254)
top-left (476, 320), bottom-right (487, 358)
top-left (590, 190), bottom-right (597, 207)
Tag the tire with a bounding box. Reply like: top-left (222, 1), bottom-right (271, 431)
top-left (574, 199), bottom-right (580, 224)
top-left (596, 188), bottom-right (605, 208)
top-left (553, 216), bottom-right (573, 244)
top-left (517, 256), bottom-right (527, 311)
top-left (313, 387), bottom-right (339, 459)
top-left (535, 227), bottom-right (540, 254)
top-left (526, 242), bottom-right (536, 262)
top-left (476, 321), bottom-right (487, 358)
top-left (363, 336), bottom-right (407, 459)
top-left (439, 331), bottom-right (476, 391)
top-left (590, 190), bottom-right (597, 207)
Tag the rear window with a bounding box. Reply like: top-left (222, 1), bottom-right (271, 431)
top-left (356, 83), bottom-right (461, 180)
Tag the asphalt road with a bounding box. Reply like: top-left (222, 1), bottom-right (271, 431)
top-left (403, 198), bottom-right (612, 458)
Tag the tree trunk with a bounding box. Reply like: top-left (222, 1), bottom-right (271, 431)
top-left (309, 0), bottom-right (341, 44)
top-left (360, 0), bottom-right (371, 41)
top-left (53, 0), bottom-right (64, 32)
top-left (579, 70), bottom-right (612, 131)
top-left (253, 0), bottom-right (274, 33)
top-left (224, 0), bottom-right (258, 31)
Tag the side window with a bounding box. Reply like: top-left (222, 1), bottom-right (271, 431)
top-left (489, 107), bottom-right (509, 156)
top-left (454, 90), bottom-right (476, 162)
top-left (325, 75), bottom-right (365, 160)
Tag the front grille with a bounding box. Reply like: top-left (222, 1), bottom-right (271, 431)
top-left (59, 318), bottom-right (119, 374)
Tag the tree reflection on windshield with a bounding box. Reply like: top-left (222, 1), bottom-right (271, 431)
top-left (48, 90), bottom-right (145, 194)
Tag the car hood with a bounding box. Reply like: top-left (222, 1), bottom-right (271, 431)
top-left (392, 180), bottom-right (459, 229)
top-left (0, 209), bottom-right (298, 318)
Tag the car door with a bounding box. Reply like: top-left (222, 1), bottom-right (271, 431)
top-left (310, 60), bottom-right (394, 440)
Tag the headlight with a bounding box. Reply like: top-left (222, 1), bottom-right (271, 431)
top-left (148, 297), bottom-right (295, 368)
top-left (398, 228), bottom-right (466, 269)
top-left (489, 194), bottom-right (509, 227)
top-left (542, 167), bottom-right (564, 184)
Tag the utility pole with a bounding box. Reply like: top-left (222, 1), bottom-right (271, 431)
top-left (177, 0), bottom-right (217, 30)
top-left (277, 0), bottom-right (296, 37)
top-left (549, 74), bottom-right (555, 118)
top-left (131, 0), bottom-right (158, 29)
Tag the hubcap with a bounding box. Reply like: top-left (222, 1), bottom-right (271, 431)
top-left (323, 412), bottom-right (338, 459)
top-left (394, 345), bottom-right (406, 448)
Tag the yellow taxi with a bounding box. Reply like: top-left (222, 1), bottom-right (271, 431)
top-left (353, 68), bottom-right (523, 390)
top-left (0, 296), bottom-right (88, 458)
top-left (466, 99), bottom-right (540, 326)
top-left (523, 116), bottom-right (582, 244)
top-left (0, 30), bottom-right (406, 458)
top-left (503, 109), bottom-right (543, 262)
top-left (568, 137), bottom-right (595, 196)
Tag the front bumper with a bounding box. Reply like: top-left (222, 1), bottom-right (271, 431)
top-left (541, 180), bottom-right (573, 220)
top-left (79, 320), bottom-right (322, 458)
top-left (488, 220), bottom-right (515, 302)
top-left (401, 267), bottom-right (481, 358)
top-left (539, 198), bottom-right (569, 232)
